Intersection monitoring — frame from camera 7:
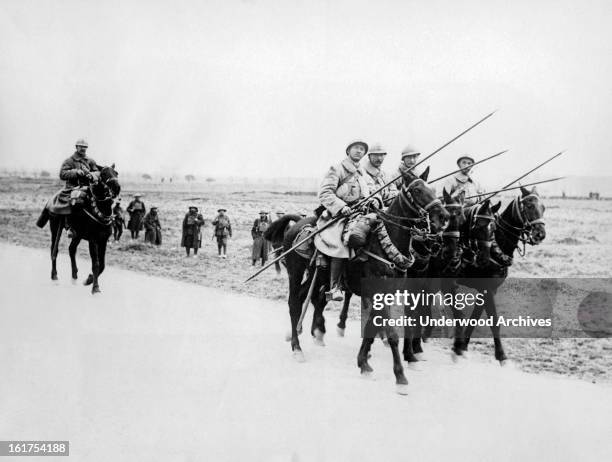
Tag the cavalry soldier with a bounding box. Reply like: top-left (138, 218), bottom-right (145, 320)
top-left (363, 143), bottom-right (398, 206)
top-left (251, 210), bottom-right (271, 266)
top-left (126, 194), bottom-right (146, 239)
top-left (36, 138), bottom-right (100, 236)
top-left (112, 200), bottom-right (126, 241)
top-left (181, 206), bottom-right (205, 257)
top-left (394, 145), bottom-right (422, 189)
top-left (212, 208), bottom-right (232, 258)
top-left (442, 155), bottom-right (485, 206)
top-left (144, 206), bottom-right (162, 245)
top-left (315, 139), bottom-right (382, 302)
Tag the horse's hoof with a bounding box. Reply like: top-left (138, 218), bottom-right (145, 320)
top-left (360, 369), bottom-right (374, 379)
top-left (92, 287), bottom-right (101, 294)
top-left (414, 352), bottom-right (426, 361)
top-left (313, 329), bottom-right (325, 347)
top-left (382, 338), bottom-right (390, 348)
top-left (293, 350), bottom-right (306, 363)
top-left (451, 351), bottom-right (460, 363)
top-left (499, 359), bottom-right (508, 367)
top-left (396, 383), bottom-right (410, 395)
top-left (84, 274), bottom-right (93, 286)
top-left (285, 331), bottom-right (292, 342)
top-left (336, 326), bottom-right (345, 337)
top-left (422, 337), bottom-right (429, 343)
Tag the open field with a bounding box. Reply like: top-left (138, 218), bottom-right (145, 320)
top-left (1, 176), bottom-right (611, 383)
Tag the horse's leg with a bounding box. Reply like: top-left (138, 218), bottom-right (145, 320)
top-left (357, 296), bottom-right (377, 375)
top-left (50, 216), bottom-right (61, 281)
top-left (461, 295), bottom-right (486, 353)
top-left (386, 325), bottom-right (409, 394)
top-left (98, 239), bottom-right (107, 277)
top-left (402, 307), bottom-right (418, 363)
top-left (288, 257), bottom-right (308, 361)
top-left (311, 283), bottom-right (327, 347)
top-left (88, 240), bottom-right (101, 294)
top-left (69, 237), bottom-right (80, 281)
top-left (483, 291), bottom-right (507, 364)
top-left (336, 290), bottom-right (352, 336)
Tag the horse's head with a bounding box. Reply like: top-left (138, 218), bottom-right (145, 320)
top-left (442, 187), bottom-right (466, 229)
top-left (404, 167), bottom-right (449, 233)
top-left (440, 188), bottom-right (465, 265)
top-left (99, 163), bottom-right (121, 198)
top-left (469, 199), bottom-right (501, 266)
top-left (519, 186), bottom-right (546, 244)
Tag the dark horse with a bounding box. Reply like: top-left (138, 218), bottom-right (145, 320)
top-left (267, 168), bottom-right (449, 393)
top-left (401, 188), bottom-right (468, 364)
top-left (45, 165), bottom-right (121, 294)
top-left (453, 186), bottom-right (546, 363)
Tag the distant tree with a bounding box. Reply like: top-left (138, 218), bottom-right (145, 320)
top-left (142, 173), bottom-right (152, 181)
top-left (40, 170), bottom-right (50, 178)
top-left (206, 177), bottom-right (215, 183)
top-left (185, 174), bottom-right (196, 182)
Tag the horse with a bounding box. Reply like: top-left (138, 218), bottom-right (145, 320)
top-left (263, 214), bottom-right (302, 275)
top-left (47, 165), bottom-right (121, 294)
top-left (268, 167), bottom-right (449, 392)
top-left (401, 187), bottom-right (467, 363)
top-left (453, 186), bottom-right (546, 364)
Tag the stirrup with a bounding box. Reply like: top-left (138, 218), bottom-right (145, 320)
top-left (325, 288), bottom-right (344, 302)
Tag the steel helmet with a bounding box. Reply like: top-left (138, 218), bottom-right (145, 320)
top-left (368, 143), bottom-right (387, 155)
top-left (345, 139), bottom-right (369, 155)
top-left (401, 145), bottom-right (420, 159)
top-left (75, 138), bottom-right (88, 148)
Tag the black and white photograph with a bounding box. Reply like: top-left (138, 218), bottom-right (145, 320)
top-left (1, 0), bottom-right (611, 460)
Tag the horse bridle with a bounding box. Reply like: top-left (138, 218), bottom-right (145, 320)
top-left (496, 194), bottom-right (545, 249)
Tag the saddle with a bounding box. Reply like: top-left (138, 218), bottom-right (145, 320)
top-left (45, 186), bottom-right (89, 215)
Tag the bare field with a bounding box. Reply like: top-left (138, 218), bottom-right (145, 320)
top-left (1, 176), bottom-right (611, 383)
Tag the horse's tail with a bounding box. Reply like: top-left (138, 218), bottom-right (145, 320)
top-left (264, 214), bottom-right (303, 243)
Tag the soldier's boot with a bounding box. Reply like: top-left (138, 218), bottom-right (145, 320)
top-left (36, 207), bottom-right (50, 228)
top-left (326, 257), bottom-right (345, 302)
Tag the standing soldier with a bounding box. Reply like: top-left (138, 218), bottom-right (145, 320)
top-left (394, 145), bottom-right (422, 189)
top-left (112, 200), bottom-right (125, 241)
top-left (212, 208), bottom-right (232, 258)
top-left (144, 206), bottom-right (162, 245)
top-left (181, 206), bottom-right (205, 257)
top-left (442, 155), bottom-right (485, 206)
top-left (363, 143), bottom-right (398, 206)
top-left (251, 210), bottom-right (271, 266)
top-left (127, 194), bottom-right (146, 239)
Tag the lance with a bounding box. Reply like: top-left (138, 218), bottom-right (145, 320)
top-left (464, 177), bottom-right (565, 200)
top-left (480, 151), bottom-right (564, 202)
top-left (244, 110), bottom-right (497, 283)
top-left (428, 149), bottom-right (508, 185)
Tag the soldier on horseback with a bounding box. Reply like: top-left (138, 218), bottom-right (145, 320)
top-left (315, 140), bottom-right (384, 302)
top-left (363, 143), bottom-right (398, 206)
top-left (394, 145), bottom-right (422, 188)
top-left (441, 155), bottom-right (485, 206)
top-left (36, 138), bottom-right (100, 236)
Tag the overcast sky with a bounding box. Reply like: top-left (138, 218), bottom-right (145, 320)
top-left (1, 0), bottom-right (610, 181)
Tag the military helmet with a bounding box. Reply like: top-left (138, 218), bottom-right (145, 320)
top-left (217, 208), bottom-right (227, 212)
top-left (345, 139), bottom-right (368, 155)
top-left (75, 138), bottom-right (88, 148)
top-left (401, 145), bottom-right (420, 159)
top-left (368, 143), bottom-right (387, 155)
top-left (457, 155), bottom-right (475, 165)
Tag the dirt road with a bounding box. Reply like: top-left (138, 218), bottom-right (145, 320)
top-left (1, 243), bottom-right (611, 461)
